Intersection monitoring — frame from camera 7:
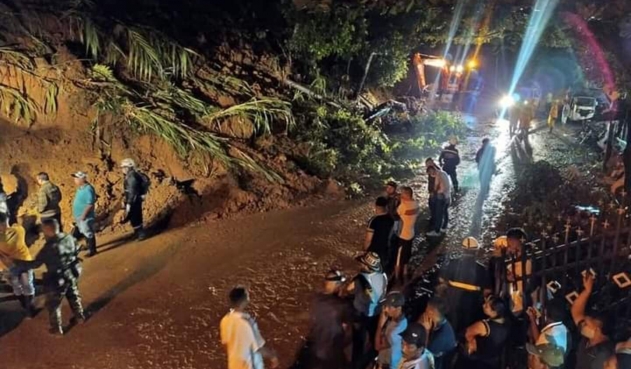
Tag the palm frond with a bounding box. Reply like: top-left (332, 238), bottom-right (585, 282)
top-left (151, 84), bottom-right (210, 117)
top-left (43, 82), bottom-right (59, 115)
top-left (204, 98), bottom-right (295, 134)
top-left (80, 18), bottom-right (100, 59)
top-left (126, 29), bottom-right (162, 81)
top-left (0, 46), bottom-right (35, 70)
top-left (0, 84), bottom-right (38, 124)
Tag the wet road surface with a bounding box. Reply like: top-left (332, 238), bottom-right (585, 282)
top-left (0, 118), bottom-right (587, 369)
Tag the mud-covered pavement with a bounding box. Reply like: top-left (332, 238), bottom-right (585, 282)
top-left (0, 118), bottom-right (588, 369)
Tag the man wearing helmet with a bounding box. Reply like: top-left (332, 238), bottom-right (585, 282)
top-left (120, 158), bottom-right (147, 241)
top-left (438, 236), bottom-right (491, 333)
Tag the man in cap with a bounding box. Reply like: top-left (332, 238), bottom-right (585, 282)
top-left (220, 286), bottom-right (279, 369)
top-left (36, 172), bottom-right (63, 231)
top-left (376, 291), bottom-right (408, 369)
top-left (438, 236), bottom-right (491, 333)
top-left (526, 299), bottom-right (569, 369)
top-left (301, 270), bottom-right (353, 369)
top-left (398, 323), bottom-right (434, 369)
top-left (347, 252), bottom-right (388, 368)
top-left (72, 171), bottom-right (97, 257)
top-left (120, 158), bottom-right (147, 241)
top-left (0, 212), bottom-right (36, 316)
top-left (439, 137), bottom-right (461, 193)
top-left (16, 217), bottom-right (85, 335)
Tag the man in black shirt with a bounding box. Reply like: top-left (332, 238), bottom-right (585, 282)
top-left (385, 181), bottom-right (400, 221)
top-left (419, 297), bottom-right (457, 369)
top-left (571, 273), bottom-right (615, 369)
top-left (365, 197), bottom-right (395, 271)
top-left (300, 270), bottom-right (353, 369)
top-left (439, 138), bottom-right (461, 192)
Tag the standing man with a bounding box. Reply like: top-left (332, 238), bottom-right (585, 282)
top-left (37, 172), bottom-right (63, 231)
top-left (395, 187), bottom-right (420, 283)
top-left (365, 197), bottom-right (395, 271)
top-left (72, 171), bottom-right (97, 257)
top-left (425, 158), bottom-right (440, 228)
top-left (419, 298), bottom-right (457, 369)
top-left (426, 166), bottom-right (452, 237)
top-left (476, 138), bottom-right (496, 199)
top-left (376, 291), bottom-right (408, 369)
top-left (121, 159), bottom-right (147, 241)
top-left (571, 273), bottom-right (615, 369)
top-left (220, 286), bottom-right (279, 369)
top-left (302, 270), bottom-right (352, 369)
top-left (398, 323), bottom-right (434, 369)
top-left (347, 252), bottom-right (388, 369)
top-left (439, 138), bottom-right (461, 193)
top-left (525, 299), bottom-right (569, 369)
top-left (385, 181), bottom-right (400, 221)
top-left (0, 176), bottom-right (10, 224)
top-left (0, 212), bottom-right (35, 316)
top-left (438, 237), bottom-right (491, 333)
top-left (16, 217), bottom-right (85, 335)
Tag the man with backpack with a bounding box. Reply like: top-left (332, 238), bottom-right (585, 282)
top-left (120, 158), bottom-right (149, 241)
top-left (37, 172), bottom-right (63, 231)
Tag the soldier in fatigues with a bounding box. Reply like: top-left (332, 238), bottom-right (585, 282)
top-left (17, 218), bottom-right (86, 335)
top-left (37, 172), bottom-right (63, 231)
top-left (438, 237), bottom-right (491, 334)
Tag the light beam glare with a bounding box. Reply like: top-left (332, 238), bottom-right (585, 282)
top-left (500, 0), bottom-right (559, 118)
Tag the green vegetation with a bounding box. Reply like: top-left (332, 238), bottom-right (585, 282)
top-left (291, 101), bottom-right (466, 191)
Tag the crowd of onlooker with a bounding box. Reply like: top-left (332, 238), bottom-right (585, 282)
top-left (218, 137), bottom-right (631, 369)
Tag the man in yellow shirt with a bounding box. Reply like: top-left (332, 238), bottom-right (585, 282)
top-left (0, 212), bottom-right (35, 316)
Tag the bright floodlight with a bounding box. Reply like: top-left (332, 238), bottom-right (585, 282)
top-left (449, 65), bottom-right (456, 72)
top-left (468, 60), bottom-right (477, 69)
top-left (456, 65), bottom-right (464, 73)
top-left (500, 95), bottom-right (515, 108)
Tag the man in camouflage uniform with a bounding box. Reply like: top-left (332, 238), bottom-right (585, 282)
top-left (17, 217), bottom-right (86, 335)
top-left (37, 172), bottom-right (63, 231)
top-left (121, 158), bottom-right (147, 240)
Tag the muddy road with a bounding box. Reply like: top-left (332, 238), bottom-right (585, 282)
top-left (0, 119), bottom-right (586, 369)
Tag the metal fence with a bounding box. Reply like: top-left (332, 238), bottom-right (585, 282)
top-left (500, 197), bottom-right (631, 331)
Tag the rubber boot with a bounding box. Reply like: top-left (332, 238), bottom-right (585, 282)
top-left (86, 237), bottom-right (97, 257)
top-left (49, 309), bottom-right (64, 336)
top-left (134, 227), bottom-right (147, 241)
top-left (17, 295), bottom-right (26, 309)
top-left (24, 295), bottom-right (36, 318)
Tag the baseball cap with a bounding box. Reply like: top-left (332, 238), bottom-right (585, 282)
top-left (526, 343), bottom-right (564, 367)
top-left (71, 171), bottom-right (87, 179)
top-left (356, 252), bottom-right (382, 272)
top-left (400, 323), bottom-right (426, 347)
top-left (381, 291), bottom-right (405, 307)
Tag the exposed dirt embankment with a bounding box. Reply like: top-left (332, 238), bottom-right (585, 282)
top-left (0, 114), bottom-right (343, 236)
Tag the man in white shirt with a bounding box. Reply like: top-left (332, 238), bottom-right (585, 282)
top-left (426, 166), bottom-right (452, 237)
top-left (220, 287), bottom-right (279, 369)
top-left (395, 186), bottom-right (419, 283)
top-left (526, 299), bottom-right (570, 369)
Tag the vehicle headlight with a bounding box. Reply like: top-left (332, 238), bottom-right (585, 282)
top-left (499, 95), bottom-right (515, 108)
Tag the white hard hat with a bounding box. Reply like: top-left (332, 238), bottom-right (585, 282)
top-left (120, 158), bottom-right (136, 168)
top-left (449, 136), bottom-right (458, 145)
top-left (462, 236), bottom-right (480, 249)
